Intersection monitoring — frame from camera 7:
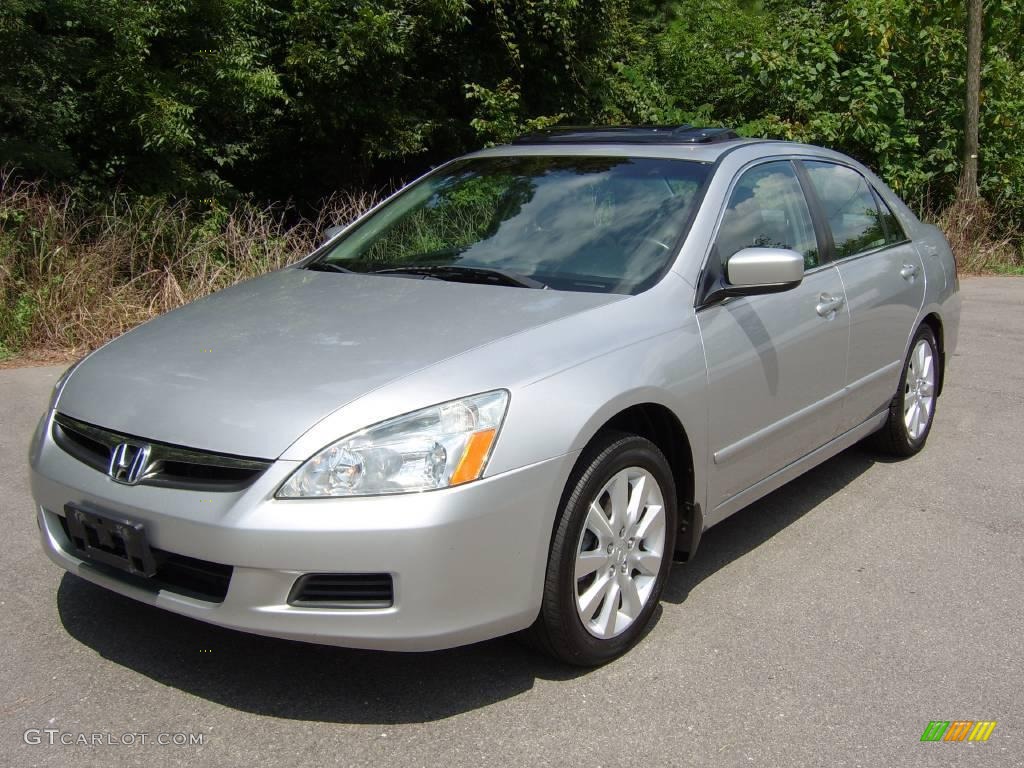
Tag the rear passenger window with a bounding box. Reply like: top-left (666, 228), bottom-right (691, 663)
top-left (804, 161), bottom-right (885, 258)
top-left (716, 161), bottom-right (820, 269)
top-left (872, 187), bottom-right (908, 244)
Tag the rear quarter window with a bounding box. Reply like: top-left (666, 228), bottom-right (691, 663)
top-left (871, 187), bottom-right (908, 244)
top-left (803, 161), bottom-right (886, 258)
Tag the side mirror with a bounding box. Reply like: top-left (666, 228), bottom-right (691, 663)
top-left (321, 224), bottom-right (345, 245)
top-left (724, 247), bottom-right (804, 296)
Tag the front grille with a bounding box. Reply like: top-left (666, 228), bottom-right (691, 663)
top-left (59, 515), bottom-right (233, 602)
top-left (53, 413), bottom-right (272, 492)
top-left (288, 573), bottom-right (394, 608)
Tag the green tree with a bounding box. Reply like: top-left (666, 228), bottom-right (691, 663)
top-left (1, 0), bottom-right (286, 199)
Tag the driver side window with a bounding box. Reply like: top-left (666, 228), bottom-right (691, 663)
top-left (716, 161), bottom-right (820, 270)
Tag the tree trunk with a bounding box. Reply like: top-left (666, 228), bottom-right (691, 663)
top-left (962, 0), bottom-right (983, 199)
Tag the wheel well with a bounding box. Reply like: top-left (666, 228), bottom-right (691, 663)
top-left (921, 313), bottom-right (945, 395)
top-left (597, 403), bottom-right (699, 559)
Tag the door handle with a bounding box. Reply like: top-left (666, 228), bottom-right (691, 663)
top-left (900, 263), bottom-right (919, 279)
top-left (816, 293), bottom-right (845, 317)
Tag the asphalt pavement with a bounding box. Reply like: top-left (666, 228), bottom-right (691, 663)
top-left (1, 276), bottom-right (1021, 767)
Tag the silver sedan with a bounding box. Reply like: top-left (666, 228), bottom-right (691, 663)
top-left (29, 126), bottom-right (960, 665)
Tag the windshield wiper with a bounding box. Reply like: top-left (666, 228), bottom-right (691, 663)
top-left (370, 265), bottom-right (547, 289)
top-left (306, 261), bottom-right (353, 274)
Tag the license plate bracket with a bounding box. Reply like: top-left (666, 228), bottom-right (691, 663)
top-left (63, 505), bottom-right (158, 577)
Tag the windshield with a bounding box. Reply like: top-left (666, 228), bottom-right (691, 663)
top-left (308, 155), bottom-right (710, 294)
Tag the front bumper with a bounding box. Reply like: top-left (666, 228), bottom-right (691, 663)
top-left (30, 412), bottom-right (575, 651)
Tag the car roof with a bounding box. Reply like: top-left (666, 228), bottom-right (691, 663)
top-left (468, 139), bottom-right (754, 164)
top-left (465, 127), bottom-right (856, 167)
top-left (512, 125), bottom-right (742, 146)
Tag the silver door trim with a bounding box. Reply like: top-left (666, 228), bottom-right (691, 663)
top-left (713, 386), bottom-right (847, 465)
top-left (707, 410), bottom-right (888, 526)
top-left (844, 359), bottom-right (902, 397)
top-left (712, 359), bottom-right (900, 467)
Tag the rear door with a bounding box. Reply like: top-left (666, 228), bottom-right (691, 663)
top-left (800, 161), bottom-right (925, 432)
top-left (697, 160), bottom-right (850, 510)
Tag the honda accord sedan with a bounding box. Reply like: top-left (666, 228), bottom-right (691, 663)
top-left (29, 126), bottom-right (960, 665)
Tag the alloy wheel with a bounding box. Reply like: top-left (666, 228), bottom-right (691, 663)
top-left (903, 338), bottom-right (936, 441)
top-left (573, 467), bottom-right (666, 639)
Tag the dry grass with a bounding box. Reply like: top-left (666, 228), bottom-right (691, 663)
top-left (927, 195), bottom-right (1023, 274)
top-left (0, 171), bottom-right (379, 360)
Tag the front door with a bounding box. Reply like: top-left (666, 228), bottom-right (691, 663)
top-left (697, 160), bottom-right (850, 511)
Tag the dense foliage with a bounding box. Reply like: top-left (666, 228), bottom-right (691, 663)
top-left (3, 0), bottom-right (1022, 216)
top-left (2, 0), bottom-right (1023, 358)
top-left (0, 0), bottom-right (639, 203)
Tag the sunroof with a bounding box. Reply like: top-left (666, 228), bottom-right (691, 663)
top-left (512, 125), bottom-right (741, 146)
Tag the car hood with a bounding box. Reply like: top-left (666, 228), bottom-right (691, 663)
top-left (56, 269), bottom-right (620, 458)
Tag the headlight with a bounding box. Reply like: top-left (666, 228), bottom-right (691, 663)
top-left (276, 390), bottom-right (509, 498)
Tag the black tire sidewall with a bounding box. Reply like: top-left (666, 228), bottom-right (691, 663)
top-left (547, 435), bottom-right (677, 665)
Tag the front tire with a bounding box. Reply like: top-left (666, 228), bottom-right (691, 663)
top-left (871, 324), bottom-right (939, 457)
top-left (526, 432), bottom-right (677, 666)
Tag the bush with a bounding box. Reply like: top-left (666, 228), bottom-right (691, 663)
top-left (927, 196), bottom-right (1022, 274)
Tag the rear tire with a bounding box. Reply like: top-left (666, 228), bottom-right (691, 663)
top-left (524, 432), bottom-right (677, 666)
top-left (870, 324), bottom-right (939, 457)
